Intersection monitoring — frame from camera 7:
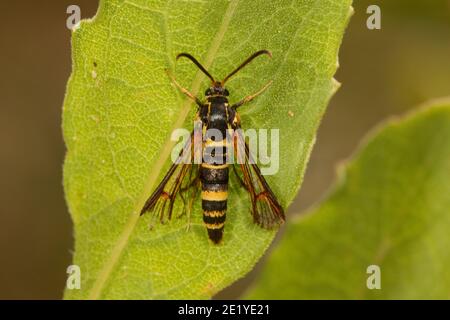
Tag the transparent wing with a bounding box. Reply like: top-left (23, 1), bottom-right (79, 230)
top-left (234, 128), bottom-right (285, 229)
top-left (140, 132), bottom-right (199, 223)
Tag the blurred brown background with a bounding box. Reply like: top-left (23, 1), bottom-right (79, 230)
top-left (0, 1), bottom-right (449, 299)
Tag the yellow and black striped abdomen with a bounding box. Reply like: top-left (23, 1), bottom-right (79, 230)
top-left (200, 160), bottom-right (229, 243)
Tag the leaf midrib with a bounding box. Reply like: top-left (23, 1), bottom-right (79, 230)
top-left (87, 0), bottom-right (240, 300)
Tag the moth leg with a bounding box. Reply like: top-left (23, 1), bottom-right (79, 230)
top-left (178, 191), bottom-right (188, 219)
top-left (147, 192), bottom-right (170, 230)
top-left (231, 80), bottom-right (273, 109)
top-left (185, 200), bottom-right (192, 232)
top-left (190, 179), bottom-right (202, 231)
top-left (232, 134), bottom-right (249, 191)
top-left (181, 177), bottom-right (201, 232)
top-left (166, 69), bottom-right (203, 108)
top-left (178, 169), bottom-right (200, 218)
top-left (232, 164), bottom-right (249, 191)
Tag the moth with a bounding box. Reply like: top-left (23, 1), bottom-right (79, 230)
top-left (141, 50), bottom-right (285, 243)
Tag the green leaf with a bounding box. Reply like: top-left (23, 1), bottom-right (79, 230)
top-left (246, 99), bottom-right (450, 299)
top-left (63, 0), bottom-right (352, 299)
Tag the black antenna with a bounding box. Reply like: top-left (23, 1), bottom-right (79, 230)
top-left (221, 50), bottom-right (272, 85)
top-left (176, 53), bottom-right (215, 84)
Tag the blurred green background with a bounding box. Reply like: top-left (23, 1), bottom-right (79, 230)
top-left (0, 1), bottom-right (449, 299)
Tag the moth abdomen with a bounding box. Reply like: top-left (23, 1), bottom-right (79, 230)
top-left (203, 209), bottom-right (227, 244)
top-left (200, 164), bottom-right (229, 243)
